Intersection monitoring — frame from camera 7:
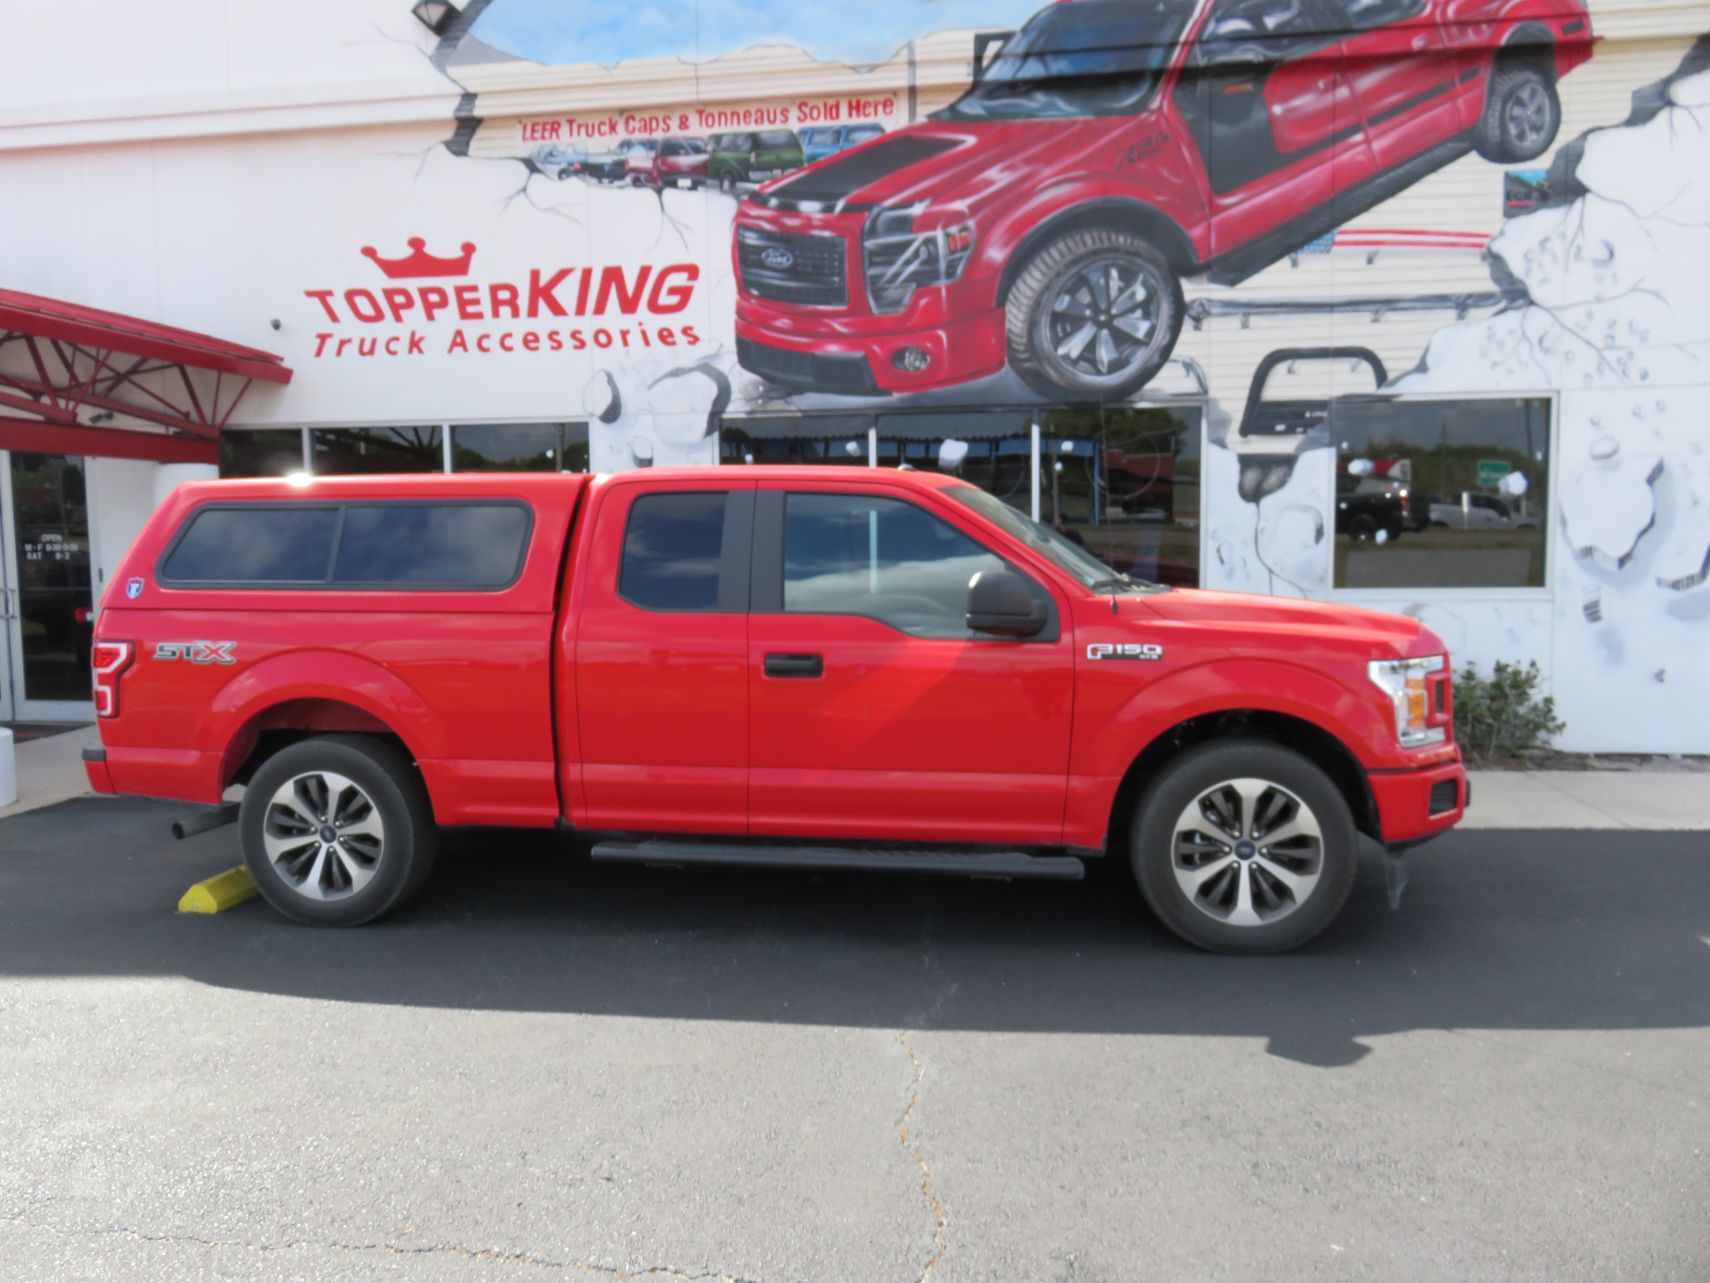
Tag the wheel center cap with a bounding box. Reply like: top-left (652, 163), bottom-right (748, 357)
top-left (1235, 840), bottom-right (1257, 860)
top-left (319, 825), bottom-right (337, 844)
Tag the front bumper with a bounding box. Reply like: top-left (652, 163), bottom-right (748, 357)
top-left (1368, 756), bottom-right (1469, 845)
top-left (734, 305), bottom-right (1006, 394)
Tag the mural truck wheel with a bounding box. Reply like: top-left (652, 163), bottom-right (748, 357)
top-left (1007, 228), bottom-right (1183, 403)
top-left (1476, 64), bottom-right (1561, 163)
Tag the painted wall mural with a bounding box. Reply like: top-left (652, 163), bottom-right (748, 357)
top-left (245, 0), bottom-right (1707, 748)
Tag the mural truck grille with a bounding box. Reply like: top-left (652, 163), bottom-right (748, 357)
top-left (737, 228), bottom-right (848, 306)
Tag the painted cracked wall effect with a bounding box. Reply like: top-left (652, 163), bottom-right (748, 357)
top-left (1195, 49), bottom-right (1710, 750)
top-left (1388, 56), bottom-right (1710, 752)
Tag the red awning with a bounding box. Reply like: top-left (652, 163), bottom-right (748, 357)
top-left (0, 289), bottom-right (293, 464)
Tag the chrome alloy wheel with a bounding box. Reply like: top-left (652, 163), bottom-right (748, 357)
top-left (261, 771), bottom-right (386, 901)
top-left (1040, 255), bottom-right (1165, 387)
top-left (1506, 81), bottom-right (1552, 150)
top-left (1171, 778), bottom-right (1324, 928)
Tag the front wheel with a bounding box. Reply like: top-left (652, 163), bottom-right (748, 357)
top-left (240, 734), bottom-right (437, 926)
top-left (1131, 739), bottom-right (1358, 954)
top-left (1005, 227), bottom-right (1184, 402)
top-left (1475, 64), bottom-right (1561, 163)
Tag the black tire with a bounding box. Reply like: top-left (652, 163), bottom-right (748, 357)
top-left (1474, 62), bottom-right (1561, 163)
top-left (1005, 226), bottom-right (1184, 402)
top-left (240, 734), bottom-right (437, 927)
top-left (1349, 513), bottom-right (1378, 541)
top-left (1130, 739), bottom-right (1358, 955)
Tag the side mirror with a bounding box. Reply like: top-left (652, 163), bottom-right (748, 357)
top-left (966, 568), bottom-right (1046, 638)
top-left (972, 30), bottom-right (1014, 82)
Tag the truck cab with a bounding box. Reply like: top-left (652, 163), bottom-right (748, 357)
top-left (88, 468), bottom-right (1466, 953)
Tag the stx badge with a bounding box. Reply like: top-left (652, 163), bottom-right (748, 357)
top-left (1087, 642), bottom-right (1164, 662)
top-left (154, 641), bottom-right (236, 665)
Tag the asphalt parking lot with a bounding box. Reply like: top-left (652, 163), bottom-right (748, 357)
top-left (1, 797), bottom-right (1706, 1282)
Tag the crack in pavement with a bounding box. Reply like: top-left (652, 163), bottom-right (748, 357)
top-left (0, 1213), bottom-right (762, 1281)
top-left (895, 1032), bottom-right (949, 1283)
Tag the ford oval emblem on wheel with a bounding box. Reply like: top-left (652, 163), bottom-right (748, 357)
top-left (760, 246), bottom-right (795, 269)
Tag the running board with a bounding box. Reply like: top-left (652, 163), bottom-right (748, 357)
top-left (589, 840), bottom-right (1085, 881)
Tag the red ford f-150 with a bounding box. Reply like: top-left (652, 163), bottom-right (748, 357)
top-left (86, 468), bottom-right (1466, 953)
top-left (733, 0), bottom-right (1592, 400)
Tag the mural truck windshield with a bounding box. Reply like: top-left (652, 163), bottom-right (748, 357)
top-left (939, 1), bottom-right (1192, 120)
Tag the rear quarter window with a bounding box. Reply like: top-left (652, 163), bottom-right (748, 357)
top-left (333, 504), bottom-right (532, 587)
top-left (160, 506), bottom-right (339, 584)
top-left (158, 501), bottom-right (532, 590)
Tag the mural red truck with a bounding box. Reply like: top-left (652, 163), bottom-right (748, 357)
top-left (733, 0), bottom-right (1593, 400)
top-left (85, 468), bottom-right (1466, 953)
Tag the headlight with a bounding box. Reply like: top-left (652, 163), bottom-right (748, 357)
top-left (863, 202), bottom-right (975, 313)
top-left (1368, 655), bottom-right (1447, 748)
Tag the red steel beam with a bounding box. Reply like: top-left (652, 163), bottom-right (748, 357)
top-left (0, 412), bottom-right (218, 463)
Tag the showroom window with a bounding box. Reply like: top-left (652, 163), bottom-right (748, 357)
top-left (1040, 406), bottom-right (1202, 588)
top-left (876, 411), bottom-right (1035, 509)
top-left (451, 422), bottom-right (589, 472)
top-left (220, 429), bottom-right (306, 478)
top-left (1330, 397), bottom-right (1551, 590)
top-left (313, 426), bottom-right (443, 474)
top-left (721, 415), bottom-right (871, 466)
top-left (783, 492), bottom-right (1006, 639)
top-left (718, 405), bottom-right (1204, 588)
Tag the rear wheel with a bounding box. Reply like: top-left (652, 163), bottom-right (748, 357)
top-left (1006, 227), bottom-right (1183, 402)
top-left (240, 734), bottom-right (437, 926)
top-left (1131, 739), bottom-right (1358, 954)
top-left (1475, 63), bottom-right (1561, 162)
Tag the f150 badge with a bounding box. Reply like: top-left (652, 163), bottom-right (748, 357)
top-left (154, 641), bottom-right (236, 665)
top-left (1087, 642), bottom-right (1163, 661)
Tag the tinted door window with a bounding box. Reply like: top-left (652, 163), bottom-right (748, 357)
top-left (620, 492), bottom-right (731, 612)
top-left (333, 504), bottom-right (531, 587)
top-left (783, 493), bottom-right (1006, 638)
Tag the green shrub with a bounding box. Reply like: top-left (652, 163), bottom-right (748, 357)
top-left (1454, 660), bottom-right (1564, 762)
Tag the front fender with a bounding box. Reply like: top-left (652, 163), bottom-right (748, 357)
top-left (1077, 657), bottom-right (1391, 778)
top-left (1064, 657), bottom-right (1397, 850)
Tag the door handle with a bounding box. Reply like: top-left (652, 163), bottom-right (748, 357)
top-left (1412, 35), bottom-right (1432, 51)
top-left (764, 652), bottom-right (823, 678)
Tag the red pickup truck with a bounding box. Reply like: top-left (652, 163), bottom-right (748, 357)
top-left (85, 468), bottom-right (1466, 953)
top-left (734, 0), bottom-right (1592, 400)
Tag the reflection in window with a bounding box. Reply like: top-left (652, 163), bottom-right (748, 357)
top-left (451, 422), bottom-right (589, 472)
top-left (333, 504), bottom-right (531, 587)
top-left (784, 493), bottom-right (1005, 638)
top-left (1331, 397), bottom-right (1550, 589)
top-left (876, 411), bottom-right (1034, 511)
top-left (620, 492), bottom-right (728, 612)
top-left (312, 426), bottom-right (442, 474)
top-left (720, 416), bottom-right (871, 466)
top-left (1041, 406), bottom-right (1202, 587)
top-left (220, 430), bottom-right (304, 478)
top-left (163, 507), bottom-right (339, 584)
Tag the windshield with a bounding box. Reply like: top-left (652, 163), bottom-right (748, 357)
top-left (947, 485), bottom-right (1161, 592)
top-left (937, 0), bottom-right (1191, 121)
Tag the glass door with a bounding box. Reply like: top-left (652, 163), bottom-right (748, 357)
top-left (1, 452), bottom-right (96, 722)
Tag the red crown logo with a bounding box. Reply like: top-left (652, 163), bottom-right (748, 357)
top-left (361, 237), bottom-right (477, 279)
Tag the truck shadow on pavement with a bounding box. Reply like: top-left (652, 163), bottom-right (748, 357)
top-left (3, 797), bottom-right (1706, 1068)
